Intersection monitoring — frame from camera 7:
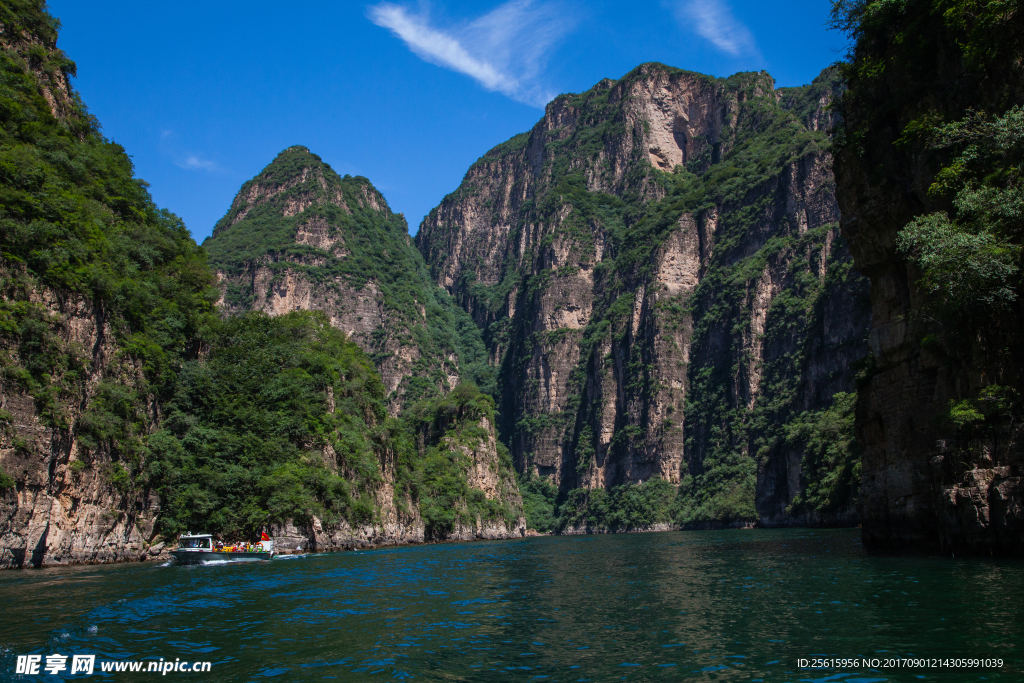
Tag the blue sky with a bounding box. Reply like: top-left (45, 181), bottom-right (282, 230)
top-left (47, 1), bottom-right (847, 241)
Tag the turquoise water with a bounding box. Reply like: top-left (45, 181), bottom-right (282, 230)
top-left (1, 528), bottom-right (1021, 682)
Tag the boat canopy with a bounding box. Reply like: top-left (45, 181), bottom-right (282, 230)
top-left (178, 533), bottom-right (213, 549)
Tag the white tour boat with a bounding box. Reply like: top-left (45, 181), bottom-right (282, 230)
top-left (170, 533), bottom-right (274, 565)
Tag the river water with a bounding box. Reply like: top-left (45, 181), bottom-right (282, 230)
top-left (1, 528), bottom-right (1021, 682)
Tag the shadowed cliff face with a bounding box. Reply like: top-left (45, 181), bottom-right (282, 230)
top-left (418, 63), bottom-right (870, 527)
top-left (202, 147), bottom-right (491, 411)
top-left (833, 2), bottom-right (1024, 555)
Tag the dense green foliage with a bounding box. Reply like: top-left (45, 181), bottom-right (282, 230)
top-left (518, 474), bottom-right (677, 533)
top-left (557, 479), bottom-right (677, 532)
top-left (401, 382), bottom-right (520, 539)
top-left (784, 392), bottom-right (860, 514)
top-left (518, 473), bottom-right (559, 532)
top-left (203, 147), bottom-right (494, 404)
top-left (832, 0), bottom-right (1024, 327)
top-left (0, 1), bottom-right (216, 490)
top-left (146, 312), bottom-right (519, 540)
top-left (896, 107), bottom-right (1023, 313)
top-left (147, 311), bottom-right (385, 536)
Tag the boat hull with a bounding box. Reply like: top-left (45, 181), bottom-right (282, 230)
top-left (170, 550), bottom-right (273, 565)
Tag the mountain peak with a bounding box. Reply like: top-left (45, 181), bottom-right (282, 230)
top-left (202, 149), bottom-right (489, 409)
top-left (208, 146), bottom-right (389, 242)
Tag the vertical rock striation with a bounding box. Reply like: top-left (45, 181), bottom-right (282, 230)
top-left (418, 64), bottom-right (871, 526)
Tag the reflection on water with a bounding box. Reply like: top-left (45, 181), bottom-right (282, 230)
top-left (1, 529), bottom-right (1021, 681)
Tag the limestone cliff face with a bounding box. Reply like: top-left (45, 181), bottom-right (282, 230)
top-left (833, 4), bottom-right (1024, 554)
top-left (418, 64), bottom-right (870, 525)
top-left (0, 279), bottom-right (165, 569)
top-left (204, 147), bottom-right (484, 410)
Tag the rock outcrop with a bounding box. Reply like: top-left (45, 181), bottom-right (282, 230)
top-left (418, 64), bottom-right (870, 526)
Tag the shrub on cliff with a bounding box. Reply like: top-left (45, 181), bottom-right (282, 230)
top-left (895, 107), bottom-right (1024, 315)
top-left (833, 0), bottom-right (1024, 371)
top-left (0, 466), bottom-right (14, 490)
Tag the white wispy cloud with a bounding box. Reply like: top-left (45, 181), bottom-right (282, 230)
top-left (675, 0), bottom-right (758, 58)
top-left (160, 130), bottom-right (224, 173)
top-left (176, 154), bottom-right (221, 172)
top-left (367, 1), bottom-right (575, 107)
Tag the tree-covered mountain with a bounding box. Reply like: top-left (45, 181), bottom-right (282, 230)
top-left (202, 146), bottom-right (493, 410)
top-left (6, 0), bottom-right (1022, 566)
top-left (417, 63), bottom-right (870, 531)
top-left (0, 0), bottom-right (216, 567)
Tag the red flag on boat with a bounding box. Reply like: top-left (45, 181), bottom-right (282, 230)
top-left (261, 531), bottom-right (269, 541)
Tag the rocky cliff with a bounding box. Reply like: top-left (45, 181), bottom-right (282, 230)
top-left (0, 279), bottom-right (166, 568)
top-left (203, 147), bottom-right (492, 410)
top-left (833, 1), bottom-right (1024, 554)
top-left (418, 64), bottom-right (870, 527)
top-left (0, 4), bottom-right (214, 568)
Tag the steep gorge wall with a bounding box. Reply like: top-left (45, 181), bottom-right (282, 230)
top-left (0, 280), bottom-right (164, 568)
top-left (0, 7), bottom-right (174, 568)
top-left (419, 64), bottom-right (870, 526)
top-left (834, 1), bottom-right (1024, 554)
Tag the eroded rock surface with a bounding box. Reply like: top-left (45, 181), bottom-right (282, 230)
top-left (0, 284), bottom-right (165, 568)
top-left (419, 64), bottom-right (870, 525)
